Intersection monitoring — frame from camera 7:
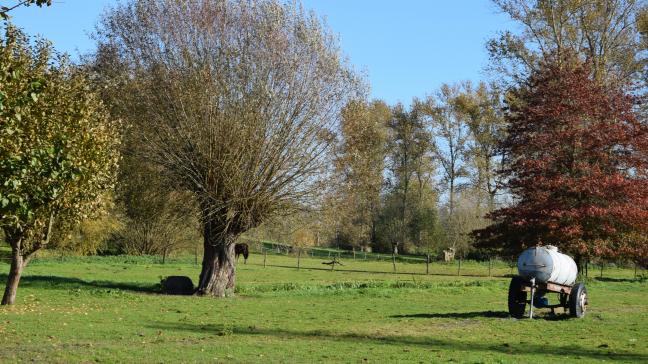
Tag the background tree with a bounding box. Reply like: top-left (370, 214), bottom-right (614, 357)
top-left (249, 208), bottom-right (321, 247)
top-left (48, 200), bottom-right (122, 255)
top-left (418, 85), bottom-right (472, 217)
top-left (0, 26), bottom-right (120, 304)
top-left (96, 0), bottom-right (360, 297)
top-left (453, 82), bottom-right (507, 212)
top-left (407, 184), bottom-right (442, 255)
top-left (116, 193), bottom-right (198, 260)
top-left (615, 231), bottom-right (648, 268)
top-left (292, 227), bottom-right (316, 254)
top-left (475, 59), bottom-right (648, 264)
top-left (448, 189), bottom-right (491, 258)
top-left (488, 0), bottom-right (647, 88)
top-left (114, 149), bottom-right (199, 259)
top-left (335, 99), bottom-right (389, 251)
top-left (418, 84), bottom-right (471, 252)
top-left (385, 104), bottom-right (431, 254)
top-left (409, 106), bottom-right (440, 254)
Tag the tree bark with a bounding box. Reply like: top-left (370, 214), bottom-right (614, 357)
top-left (575, 254), bottom-right (583, 276)
top-left (2, 249), bottom-right (25, 305)
top-left (2, 215), bottom-right (53, 305)
top-left (196, 223), bottom-right (237, 297)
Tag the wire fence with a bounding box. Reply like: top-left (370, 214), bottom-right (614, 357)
top-left (238, 237), bottom-right (646, 280)
top-left (241, 237), bottom-right (444, 262)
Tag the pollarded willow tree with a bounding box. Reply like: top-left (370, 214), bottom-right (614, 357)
top-left (96, 0), bottom-right (361, 296)
top-left (0, 25), bottom-right (120, 305)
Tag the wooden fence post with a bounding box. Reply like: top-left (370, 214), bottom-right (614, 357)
top-left (488, 257), bottom-right (492, 277)
top-left (353, 248), bottom-right (356, 260)
top-left (457, 258), bottom-right (462, 276)
top-left (263, 249), bottom-right (267, 268)
top-left (297, 249), bottom-right (301, 270)
top-left (426, 254), bottom-right (430, 275)
top-left (392, 253), bottom-right (396, 272)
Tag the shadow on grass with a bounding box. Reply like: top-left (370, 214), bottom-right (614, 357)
top-left (391, 310), bottom-right (574, 321)
top-left (391, 310), bottom-right (510, 319)
top-left (594, 276), bottom-right (644, 283)
top-left (0, 274), bottom-right (161, 293)
top-left (147, 321), bottom-right (645, 362)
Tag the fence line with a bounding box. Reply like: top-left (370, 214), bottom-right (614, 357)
top-left (237, 237), bottom-right (646, 280)
top-left (239, 237), bottom-right (440, 263)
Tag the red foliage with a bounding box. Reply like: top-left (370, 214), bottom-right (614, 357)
top-left (475, 61), bottom-right (648, 261)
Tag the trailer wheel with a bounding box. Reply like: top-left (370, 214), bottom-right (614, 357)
top-left (508, 276), bottom-right (527, 318)
top-left (569, 283), bottom-right (588, 318)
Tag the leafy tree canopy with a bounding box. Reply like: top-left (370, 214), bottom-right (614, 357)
top-left (0, 25), bottom-right (120, 304)
top-left (475, 57), bottom-right (648, 261)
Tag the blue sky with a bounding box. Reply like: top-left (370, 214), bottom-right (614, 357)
top-left (7, 0), bottom-right (515, 105)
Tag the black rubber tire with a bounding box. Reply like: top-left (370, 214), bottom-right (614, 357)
top-left (569, 283), bottom-right (588, 318)
top-left (508, 276), bottom-right (528, 318)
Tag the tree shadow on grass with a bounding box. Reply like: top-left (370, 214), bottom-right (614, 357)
top-left (391, 310), bottom-right (573, 321)
top-left (390, 310), bottom-right (510, 319)
top-left (147, 321), bottom-right (645, 362)
top-left (594, 276), bottom-right (644, 283)
top-left (0, 274), bottom-right (161, 293)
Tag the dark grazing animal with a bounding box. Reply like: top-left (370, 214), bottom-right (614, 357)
top-left (235, 243), bottom-right (249, 264)
top-left (161, 276), bottom-right (194, 295)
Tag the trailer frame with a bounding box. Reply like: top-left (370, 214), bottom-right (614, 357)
top-left (508, 276), bottom-right (588, 319)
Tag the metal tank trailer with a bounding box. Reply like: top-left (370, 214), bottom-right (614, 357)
top-left (508, 245), bottom-right (588, 319)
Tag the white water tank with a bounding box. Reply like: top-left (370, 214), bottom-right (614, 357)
top-left (517, 246), bottom-right (578, 286)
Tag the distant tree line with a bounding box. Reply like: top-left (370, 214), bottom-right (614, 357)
top-left (304, 82), bottom-right (504, 258)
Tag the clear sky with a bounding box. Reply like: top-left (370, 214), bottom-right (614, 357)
top-left (6, 0), bottom-right (515, 105)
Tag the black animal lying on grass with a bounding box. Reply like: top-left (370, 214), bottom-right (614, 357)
top-left (235, 243), bottom-right (249, 264)
top-left (161, 276), bottom-right (194, 295)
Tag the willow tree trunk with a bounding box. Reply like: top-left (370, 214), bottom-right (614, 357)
top-left (2, 249), bottom-right (25, 305)
top-left (196, 227), bottom-right (237, 297)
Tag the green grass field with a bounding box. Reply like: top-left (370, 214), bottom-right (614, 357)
top-left (0, 253), bottom-right (646, 363)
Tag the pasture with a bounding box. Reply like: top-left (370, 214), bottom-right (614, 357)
top-left (0, 253), bottom-right (646, 363)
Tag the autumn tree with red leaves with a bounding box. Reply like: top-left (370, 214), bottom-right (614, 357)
top-left (475, 60), bottom-right (648, 266)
